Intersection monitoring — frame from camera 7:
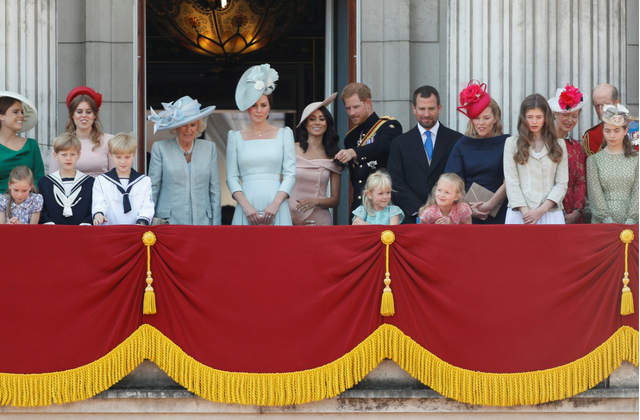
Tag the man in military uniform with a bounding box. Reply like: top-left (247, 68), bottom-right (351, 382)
top-left (582, 84), bottom-right (622, 156)
top-left (335, 83), bottom-right (402, 211)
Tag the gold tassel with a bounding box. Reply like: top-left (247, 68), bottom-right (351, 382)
top-left (142, 231), bottom-right (157, 315)
top-left (619, 230), bottom-right (635, 315)
top-left (380, 230), bottom-right (396, 317)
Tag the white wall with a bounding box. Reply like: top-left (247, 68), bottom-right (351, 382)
top-left (446, 0), bottom-right (630, 137)
top-left (0, 0), bottom-right (57, 158)
top-left (57, 0), bottom-right (137, 168)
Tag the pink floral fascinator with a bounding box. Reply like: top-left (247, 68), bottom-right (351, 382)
top-left (456, 81), bottom-right (491, 119)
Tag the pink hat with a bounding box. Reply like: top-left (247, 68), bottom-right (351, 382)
top-left (66, 86), bottom-right (103, 110)
top-left (456, 81), bottom-right (491, 119)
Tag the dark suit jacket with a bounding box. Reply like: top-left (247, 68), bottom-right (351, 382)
top-left (387, 123), bottom-right (463, 223)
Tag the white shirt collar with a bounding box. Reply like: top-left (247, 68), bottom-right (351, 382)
top-left (417, 120), bottom-right (440, 142)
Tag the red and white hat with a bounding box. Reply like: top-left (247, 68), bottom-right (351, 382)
top-left (548, 84), bottom-right (587, 113)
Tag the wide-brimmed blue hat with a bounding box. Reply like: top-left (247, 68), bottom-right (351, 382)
top-left (0, 91), bottom-right (38, 133)
top-left (147, 96), bottom-right (216, 133)
top-left (235, 64), bottom-right (279, 112)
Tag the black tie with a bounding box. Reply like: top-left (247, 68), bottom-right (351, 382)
top-left (115, 182), bottom-right (133, 213)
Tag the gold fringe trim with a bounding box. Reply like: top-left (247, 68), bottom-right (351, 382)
top-left (0, 326), bottom-right (148, 407)
top-left (0, 325), bottom-right (637, 407)
top-left (392, 325), bottom-right (639, 406)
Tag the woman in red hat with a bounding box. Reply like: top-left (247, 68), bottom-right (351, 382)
top-left (49, 86), bottom-right (113, 177)
top-left (547, 85), bottom-right (588, 224)
top-left (445, 81), bottom-right (509, 224)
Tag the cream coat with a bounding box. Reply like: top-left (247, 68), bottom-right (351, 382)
top-left (503, 135), bottom-right (568, 211)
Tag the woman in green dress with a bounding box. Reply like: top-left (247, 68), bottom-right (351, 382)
top-left (0, 92), bottom-right (43, 192)
top-left (587, 104), bottom-right (638, 224)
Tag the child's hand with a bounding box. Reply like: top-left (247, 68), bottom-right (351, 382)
top-left (435, 216), bottom-right (452, 224)
top-left (7, 217), bottom-right (20, 224)
top-left (352, 216), bottom-right (369, 225)
top-left (93, 214), bottom-right (107, 225)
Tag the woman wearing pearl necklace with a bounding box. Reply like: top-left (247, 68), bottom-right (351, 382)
top-left (148, 96), bottom-right (221, 225)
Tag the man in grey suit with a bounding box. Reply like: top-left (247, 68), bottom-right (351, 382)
top-left (387, 86), bottom-right (463, 223)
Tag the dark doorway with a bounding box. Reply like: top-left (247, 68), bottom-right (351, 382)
top-left (145, 2), bottom-right (326, 121)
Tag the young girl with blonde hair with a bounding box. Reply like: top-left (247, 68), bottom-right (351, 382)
top-left (352, 170), bottom-right (404, 225)
top-left (418, 173), bottom-right (472, 224)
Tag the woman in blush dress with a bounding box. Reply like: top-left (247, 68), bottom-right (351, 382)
top-left (226, 64), bottom-right (296, 226)
top-left (547, 85), bottom-right (588, 224)
top-left (289, 93), bottom-right (344, 225)
top-left (50, 86), bottom-right (114, 177)
top-left (445, 81), bottom-right (509, 224)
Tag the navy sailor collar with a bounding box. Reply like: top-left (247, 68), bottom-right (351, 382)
top-left (103, 168), bottom-right (145, 186)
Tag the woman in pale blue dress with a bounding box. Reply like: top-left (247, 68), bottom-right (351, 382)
top-left (227, 64), bottom-right (296, 225)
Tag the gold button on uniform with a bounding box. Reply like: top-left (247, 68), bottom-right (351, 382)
top-left (358, 180), bottom-right (362, 183)
top-left (357, 196), bottom-right (361, 199)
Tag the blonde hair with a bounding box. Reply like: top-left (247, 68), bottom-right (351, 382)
top-left (419, 173), bottom-right (466, 215)
top-left (66, 95), bottom-right (104, 151)
top-left (4, 166), bottom-right (36, 219)
top-left (108, 132), bottom-right (137, 154)
top-left (464, 98), bottom-right (504, 138)
top-left (169, 118), bottom-right (208, 137)
top-left (362, 170), bottom-right (393, 216)
top-left (53, 133), bottom-right (82, 154)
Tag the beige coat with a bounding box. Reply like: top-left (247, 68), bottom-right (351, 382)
top-left (503, 135), bottom-right (568, 211)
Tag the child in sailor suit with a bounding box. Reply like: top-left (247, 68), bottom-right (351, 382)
top-left (39, 133), bottom-right (94, 225)
top-left (92, 133), bottom-right (154, 225)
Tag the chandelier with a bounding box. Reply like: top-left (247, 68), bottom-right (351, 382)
top-left (147, 0), bottom-right (309, 66)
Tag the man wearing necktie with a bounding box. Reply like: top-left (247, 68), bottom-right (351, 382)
top-left (387, 86), bottom-right (463, 223)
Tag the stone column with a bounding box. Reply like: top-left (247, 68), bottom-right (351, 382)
top-left (58, 0), bottom-right (137, 164)
top-left (0, 0), bottom-right (57, 158)
top-left (360, 0), bottom-right (412, 130)
top-left (446, 0), bottom-right (630, 136)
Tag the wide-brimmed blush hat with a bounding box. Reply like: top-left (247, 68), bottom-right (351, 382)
top-left (147, 96), bottom-right (216, 133)
top-left (235, 64), bottom-right (279, 112)
top-left (601, 104), bottom-right (630, 127)
top-left (296, 93), bottom-right (338, 128)
top-left (0, 91), bottom-right (38, 133)
top-left (67, 86), bottom-right (103, 110)
top-left (456, 80), bottom-right (492, 119)
top-left (548, 84), bottom-right (587, 113)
